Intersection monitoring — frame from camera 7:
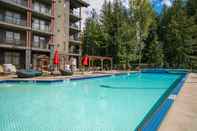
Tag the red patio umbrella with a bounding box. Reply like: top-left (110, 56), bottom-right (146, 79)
top-left (82, 55), bottom-right (89, 66)
top-left (53, 49), bottom-right (59, 65)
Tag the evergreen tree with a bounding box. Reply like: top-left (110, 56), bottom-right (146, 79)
top-left (186, 0), bottom-right (197, 69)
top-left (142, 24), bottom-right (164, 66)
top-left (82, 0), bottom-right (197, 70)
top-left (82, 10), bottom-right (105, 56)
top-left (160, 1), bottom-right (195, 68)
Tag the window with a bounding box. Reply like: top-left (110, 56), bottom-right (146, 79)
top-left (6, 31), bottom-right (13, 41)
top-left (40, 37), bottom-right (46, 49)
top-left (5, 11), bottom-right (12, 23)
top-left (5, 11), bottom-right (22, 25)
top-left (14, 33), bottom-right (20, 40)
top-left (4, 52), bottom-right (20, 68)
top-left (5, 31), bottom-right (21, 44)
top-left (33, 35), bottom-right (39, 48)
top-left (13, 13), bottom-right (21, 25)
top-left (40, 4), bottom-right (46, 14)
top-left (32, 18), bottom-right (50, 32)
top-left (32, 35), bottom-right (47, 49)
top-left (32, 18), bottom-right (39, 30)
top-left (33, 2), bottom-right (40, 12)
top-left (33, 2), bottom-right (50, 15)
top-left (14, 33), bottom-right (21, 45)
top-left (40, 20), bottom-right (45, 31)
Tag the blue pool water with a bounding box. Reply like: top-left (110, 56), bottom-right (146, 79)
top-left (0, 73), bottom-right (182, 131)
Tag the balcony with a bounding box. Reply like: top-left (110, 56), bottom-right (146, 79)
top-left (69, 23), bottom-right (81, 34)
top-left (69, 35), bottom-right (81, 44)
top-left (0, 38), bottom-right (26, 49)
top-left (0, 0), bottom-right (28, 9)
top-left (32, 42), bottom-right (50, 51)
top-left (32, 24), bottom-right (52, 35)
top-left (32, 4), bottom-right (51, 18)
top-left (70, 0), bottom-right (89, 9)
top-left (69, 49), bottom-right (81, 56)
top-left (0, 15), bottom-right (26, 27)
top-left (70, 10), bottom-right (81, 22)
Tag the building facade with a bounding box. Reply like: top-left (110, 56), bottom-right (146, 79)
top-left (54, 0), bottom-right (88, 69)
top-left (0, 0), bottom-right (88, 70)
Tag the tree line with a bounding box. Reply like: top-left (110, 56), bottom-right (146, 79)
top-left (82, 0), bottom-right (197, 69)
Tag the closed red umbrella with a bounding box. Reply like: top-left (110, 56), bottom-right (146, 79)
top-left (82, 55), bottom-right (89, 66)
top-left (53, 49), bottom-right (59, 65)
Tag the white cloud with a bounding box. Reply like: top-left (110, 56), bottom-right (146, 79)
top-left (162, 0), bottom-right (172, 7)
top-left (82, 0), bottom-right (130, 28)
top-left (82, 0), bottom-right (113, 28)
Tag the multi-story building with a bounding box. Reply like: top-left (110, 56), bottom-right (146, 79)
top-left (0, 0), bottom-right (55, 70)
top-left (54, 0), bottom-right (89, 69)
top-left (0, 0), bottom-right (88, 70)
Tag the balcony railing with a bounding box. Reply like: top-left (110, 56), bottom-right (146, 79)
top-left (32, 5), bottom-right (51, 16)
top-left (0, 38), bottom-right (26, 47)
top-left (2, 0), bottom-right (27, 7)
top-left (69, 35), bottom-right (81, 42)
top-left (70, 10), bottom-right (80, 17)
top-left (70, 23), bottom-right (80, 30)
top-left (0, 16), bottom-right (26, 26)
top-left (32, 24), bottom-right (50, 33)
top-left (32, 42), bottom-right (49, 50)
top-left (69, 50), bottom-right (81, 55)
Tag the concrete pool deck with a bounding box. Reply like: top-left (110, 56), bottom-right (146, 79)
top-left (159, 73), bottom-right (197, 131)
top-left (0, 71), bottom-right (131, 81)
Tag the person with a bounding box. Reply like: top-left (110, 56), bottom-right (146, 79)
top-left (64, 64), bottom-right (71, 72)
top-left (70, 57), bottom-right (77, 72)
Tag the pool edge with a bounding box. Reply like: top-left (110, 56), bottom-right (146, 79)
top-left (135, 73), bottom-right (188, 131)
top-left (0, 72), bottom-right (134, 83)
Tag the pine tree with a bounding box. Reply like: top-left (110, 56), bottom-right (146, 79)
top-left (82, 10), bottom-right (104, 56)
top-left (186, 0), bottom-right (197, 69)
top-left (142, 24), bottom-right (164, 67)
top-left (160, 0), bottom-right (195, 68)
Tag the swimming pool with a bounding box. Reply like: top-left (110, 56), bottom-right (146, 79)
top-left (0, 72), bottom-right (184, 131)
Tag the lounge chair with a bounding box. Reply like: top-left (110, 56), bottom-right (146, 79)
top-left (3, 64), bottom-right (16, 74)
top-left (16, 69), bottom-right (42, 78)
top-left (60, 69), bottom-right (73, 76)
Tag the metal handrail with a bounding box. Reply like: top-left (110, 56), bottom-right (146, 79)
top-left (32, 42), bottom-right (49, 49)
top-left (32, 24), bottom-right (50, 32)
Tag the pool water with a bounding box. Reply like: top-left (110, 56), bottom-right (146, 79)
top-left (0, 73), bottom-right (182, 131)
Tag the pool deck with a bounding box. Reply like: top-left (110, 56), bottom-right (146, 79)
top-left (0, 71), bottom-right (131, 81)
top-left (158, 73), bottom-right (197, 131)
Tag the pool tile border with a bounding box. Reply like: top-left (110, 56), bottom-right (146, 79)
top-left (135, 73), bottom-right (188, 131)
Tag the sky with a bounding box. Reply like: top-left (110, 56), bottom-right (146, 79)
top-left (81, 0), bottom-right (173, 27)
